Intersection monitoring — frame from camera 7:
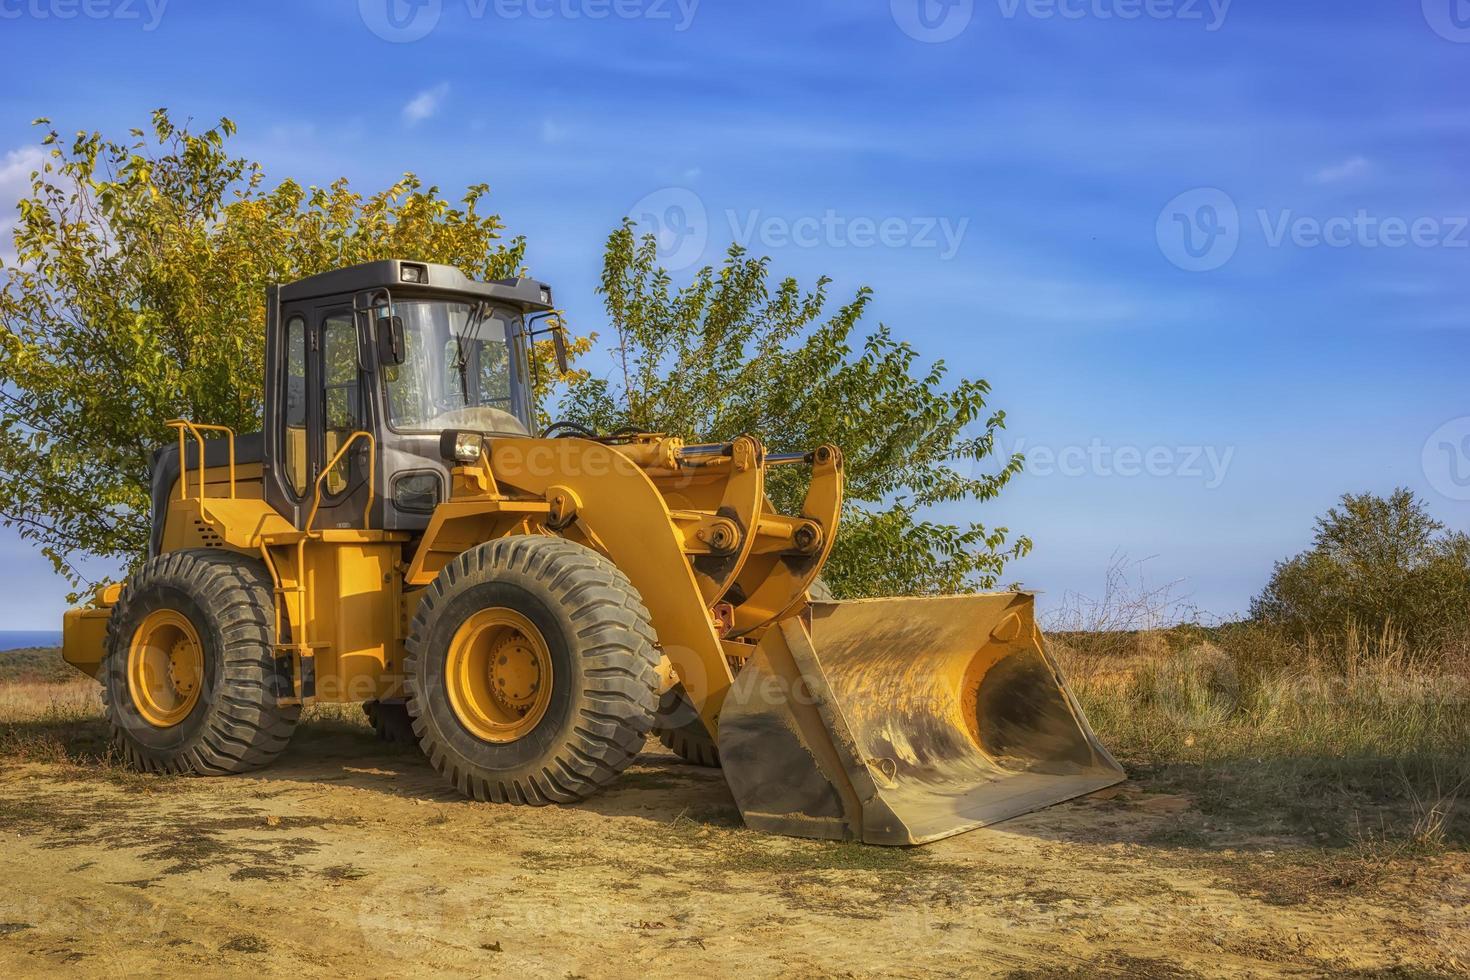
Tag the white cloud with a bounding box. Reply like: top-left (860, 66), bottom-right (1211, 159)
top-left (0, 146), bottom-right (45, 262)
top-left (402, 83), bottom-right (450, 126)
top-left (1310, 156), bottom-right (1371, 185)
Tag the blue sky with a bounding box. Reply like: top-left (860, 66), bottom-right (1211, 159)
top-left (0, 0), bottom-right (1466, 627)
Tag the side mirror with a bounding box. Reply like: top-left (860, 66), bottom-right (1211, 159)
top-left (551, 324), bottom-right (569, 375)
top-left (377, 314), bottom-right (405, 366)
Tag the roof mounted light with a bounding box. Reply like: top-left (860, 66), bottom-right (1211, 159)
top-left (539, 286), bottom-right (552, 305)
top-left (401, 263), bottom-right (427, 284)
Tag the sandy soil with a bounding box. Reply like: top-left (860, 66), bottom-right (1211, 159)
top-left (0, 716), bottom-right (1465, 978)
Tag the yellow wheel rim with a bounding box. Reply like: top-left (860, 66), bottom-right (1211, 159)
top-left (445, 608), bottom-right (554, 744)
top-left (127, 608), bottom-right (205, 728)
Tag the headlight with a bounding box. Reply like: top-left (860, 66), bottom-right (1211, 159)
top-left (454, 432), bottom-right (483, 463)
top-left (401, 263), bottom-right (427, 284)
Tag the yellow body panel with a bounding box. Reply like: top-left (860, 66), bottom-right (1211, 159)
top-left (486, 437), bottom-right (737, 736)
top-left (62, 607), bottom-right (110, 678)
top-left (161, 494), bottom-right (294, 555)
top-left (404, 499), bottom-right (551, 586)
top-left (76, 446), bottom-right (413, 703)
top-left (288, 540), bottom-right (404, 702)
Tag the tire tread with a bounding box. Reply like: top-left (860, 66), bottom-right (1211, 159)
top-left (101, 549), bottom-right (299, 776)
top-left (404, 536), bottom-right (661, 805)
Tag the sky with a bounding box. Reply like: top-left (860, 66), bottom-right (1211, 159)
top-left (0, 0), bottom-right (1466, 627)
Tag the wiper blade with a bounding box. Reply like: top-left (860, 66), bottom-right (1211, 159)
top-left (452, 302), bottom-right (489, 401)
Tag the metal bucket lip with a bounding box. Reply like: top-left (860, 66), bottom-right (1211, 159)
top-left (807, 590), bottom-right (1039, 607)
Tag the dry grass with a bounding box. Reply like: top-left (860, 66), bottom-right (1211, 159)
top-left (0, 656), bottom-right (383, 792)
top-left (0, 677), bottom-right (100, 722)
top-left (0, 659), bottom-right (158, 788)
top-left (1048, 562), bottom-right (1470, 851)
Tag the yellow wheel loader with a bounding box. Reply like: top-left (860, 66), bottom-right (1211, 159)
top-left (61, 260), bottom-right (1122, 845)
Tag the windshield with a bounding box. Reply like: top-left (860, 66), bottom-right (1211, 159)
top-left (382, 299), bottom-right (527, 434)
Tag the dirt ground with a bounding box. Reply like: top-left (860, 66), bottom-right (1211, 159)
top-left (0, 710), bottom-right (1466, 978)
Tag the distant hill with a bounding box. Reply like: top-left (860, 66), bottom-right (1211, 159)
top-left (0, 647), bottom-right (74, 683)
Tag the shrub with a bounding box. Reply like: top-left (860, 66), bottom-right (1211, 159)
top-left (1251, 489), bottom-right (1470, 663)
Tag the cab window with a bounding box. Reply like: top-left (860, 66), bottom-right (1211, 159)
top-left (284, 315), bottom-right (308, 496)
top-left (322, 313), bottom-right (362, 494)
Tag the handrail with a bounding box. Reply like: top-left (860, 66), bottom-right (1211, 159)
top-left (166, 420), bottom-right (237, 501)
top-left (306, 431), bottom-right (376, 532)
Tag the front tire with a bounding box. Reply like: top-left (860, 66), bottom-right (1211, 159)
top-left (404, 537), bottom-right (660, 804)
top-left (102, 550), bottom-right (299, 774)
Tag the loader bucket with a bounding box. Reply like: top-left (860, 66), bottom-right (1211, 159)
top-left (717, 594), bottom-right (1124, 845)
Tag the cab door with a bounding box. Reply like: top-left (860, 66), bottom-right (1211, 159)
top-left (263, 292), bottom-right (312, 527)
top-left (308, 304), bottom-right (374, 530)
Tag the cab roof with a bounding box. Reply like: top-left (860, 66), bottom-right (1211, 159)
top-left (278, 259), bottom-right (554, 312)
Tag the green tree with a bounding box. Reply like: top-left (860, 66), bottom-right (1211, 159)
top-left (558, 221), bottom-right (1029, 598)
top-left (1251, 488), bottom-right (1470, 653)
top-left (0, 111), bottom-right (530, 593)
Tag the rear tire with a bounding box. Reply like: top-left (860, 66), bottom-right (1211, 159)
top-left (654, 685), bottom-right (721, 768)
top-left (363, 700), bottom-right (417, 744)
top-left (405, 537), bottom-right (660, 804)
top-left (102, 550), bottom-right (299, 775)
top-left (653, 578), bottom-right (834, 768)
